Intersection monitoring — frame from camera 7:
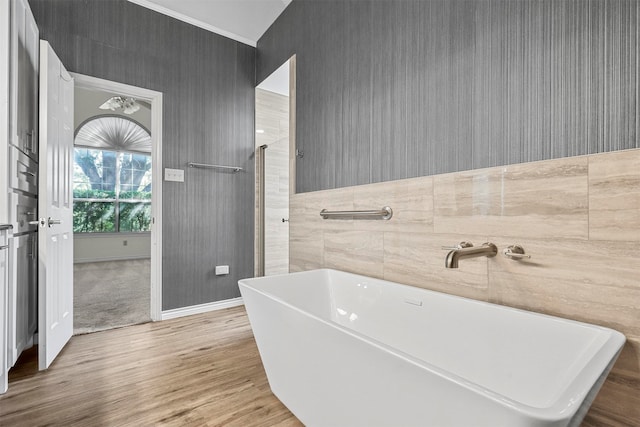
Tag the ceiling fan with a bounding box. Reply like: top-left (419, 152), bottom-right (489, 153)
top-left (99, 96), bottom-right (141, 114)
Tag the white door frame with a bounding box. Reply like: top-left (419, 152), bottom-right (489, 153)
top-left (255, 56), bottom-right (295, 276)
top-left (71, 73), bottom-right (163, 321)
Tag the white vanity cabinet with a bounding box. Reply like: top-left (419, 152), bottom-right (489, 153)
top-left (10, 0), bottom-right (39, 161)
top-left (2, 0), bottom-right (40, 370)
top-left (9, 234), bottom-right (37, 362)
top-left (0, 226), bottom-right (12, 393)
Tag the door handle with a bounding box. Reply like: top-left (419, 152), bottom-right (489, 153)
top-left (24, 130), bottom-right (36, 152)
top-left (29, 129), bottom-right (35, 153)
top-left (47, 218), bottom-right (62, 227)
top-left (29, 218), bottom-right (58, 227)
top-left (282, 218), bottom-right (289, 223)
top-left (24, 130), bottom-right (32, 151)
top-left (20, 212), bottom-right (37, 228)
top-left (29, 218), bottom-right (46, 227)
top-left (29, 234), bottom-right (36, 259)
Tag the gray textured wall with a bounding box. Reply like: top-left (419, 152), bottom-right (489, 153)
top-left (30, 0), bottom-right (255, 310)
top-left (258, 0), bottom-right (640, 193)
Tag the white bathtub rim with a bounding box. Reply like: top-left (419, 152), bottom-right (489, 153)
top-left (241, 279), bottom-right (566, 421)
top-left (239, 268), bottom-right (625, 422)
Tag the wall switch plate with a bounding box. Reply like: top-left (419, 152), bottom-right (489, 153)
top-left (164, 168), bottom-right (184, 182)
top-left (215, 265), bottom-right (229, 275)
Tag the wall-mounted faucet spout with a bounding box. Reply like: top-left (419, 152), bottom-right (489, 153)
top-left (445, 242), bottom-right (497, 268)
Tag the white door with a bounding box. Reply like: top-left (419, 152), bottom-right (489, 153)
top-left (37, 40), bottom-right (74, 370)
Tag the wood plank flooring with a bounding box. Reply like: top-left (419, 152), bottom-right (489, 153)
top-left (0, 306), bottom-right (302, 427)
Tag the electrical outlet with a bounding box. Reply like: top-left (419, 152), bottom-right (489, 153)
top-left (123, 240), bottom-right (128, 246)
top-left (215, 265), bottom-right (229, 275)
top-left (164, 168), bottom-right (184, 182)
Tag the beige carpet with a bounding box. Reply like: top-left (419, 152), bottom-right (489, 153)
top-left (74, 259), bottom-right (151, 335)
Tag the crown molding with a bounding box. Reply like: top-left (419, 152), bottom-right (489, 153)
top-left (127, 0), bottom-right (257, 47)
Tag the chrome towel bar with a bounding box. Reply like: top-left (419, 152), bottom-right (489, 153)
top-left (188, 162), bottom-right (243, 172)
top-left (320, 206), bottom-right (393, 220)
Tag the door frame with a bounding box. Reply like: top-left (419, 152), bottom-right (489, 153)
top-left (254, 55), bottom-right (295, 276)
top-left (71, 73), bottom-right (163, 321)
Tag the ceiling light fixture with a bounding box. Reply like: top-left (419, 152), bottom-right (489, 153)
top-left (99, 96), bottom-right (141, 115)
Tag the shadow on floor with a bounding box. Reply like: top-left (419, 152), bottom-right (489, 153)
top-left (8, 345), bottom-right (38, 382)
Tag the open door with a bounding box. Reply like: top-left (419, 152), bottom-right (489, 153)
top-left (37, 40), bottom-right (74, 370)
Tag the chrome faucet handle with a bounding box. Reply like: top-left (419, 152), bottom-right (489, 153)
top-left (503, 245), bottom-right (531, 260)
top-left (441, 241), bottom-right (473, 250)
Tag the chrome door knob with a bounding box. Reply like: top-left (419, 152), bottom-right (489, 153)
top-left (47, 218), bottom-right (62, 227)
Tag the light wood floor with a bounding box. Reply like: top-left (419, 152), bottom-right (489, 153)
top-left (1, 306), bottom-right (302, 427)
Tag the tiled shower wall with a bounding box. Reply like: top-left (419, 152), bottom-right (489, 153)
top-left (289, 148), bottom-right (640, 426)
top-left (255, 89), bottom-right (290, 275)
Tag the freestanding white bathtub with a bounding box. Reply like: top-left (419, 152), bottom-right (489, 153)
top-left (239, 269), bottom-right (625, 427)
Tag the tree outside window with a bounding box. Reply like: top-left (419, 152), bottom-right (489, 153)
top-left (73, 116), bottom-right (152, 233)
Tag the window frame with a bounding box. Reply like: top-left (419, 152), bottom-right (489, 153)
top-left (72, 114), bottom-right (153, 235)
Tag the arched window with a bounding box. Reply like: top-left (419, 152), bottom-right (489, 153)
top-left (73, 116), bottom-right (152, 233)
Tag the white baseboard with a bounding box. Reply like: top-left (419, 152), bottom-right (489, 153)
top-left (161, 297), bottom-right (244, 320)
top-left (74, 255), bottom-right (151, 264)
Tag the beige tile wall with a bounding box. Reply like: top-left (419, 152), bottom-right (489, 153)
top-left (289, 148), bottom-right (640, 426)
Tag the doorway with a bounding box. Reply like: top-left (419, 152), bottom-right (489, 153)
top-left (255, 58), bottom-right (294, 276)
top-left (5, 54), bottom-right (164, 385)
top-left (72, 74), bottom-right (163, 331)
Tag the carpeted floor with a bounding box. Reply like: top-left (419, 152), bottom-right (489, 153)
top-left (74, 259), bottom-right (151, 335)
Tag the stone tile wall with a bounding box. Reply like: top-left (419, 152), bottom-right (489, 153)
top-left (289, 148), bottom-right (640, 425)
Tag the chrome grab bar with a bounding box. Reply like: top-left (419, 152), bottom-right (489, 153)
top-left (188, 162), bottom-right (243, 173)
top-left (320, 206), bottom-right (393, 220)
